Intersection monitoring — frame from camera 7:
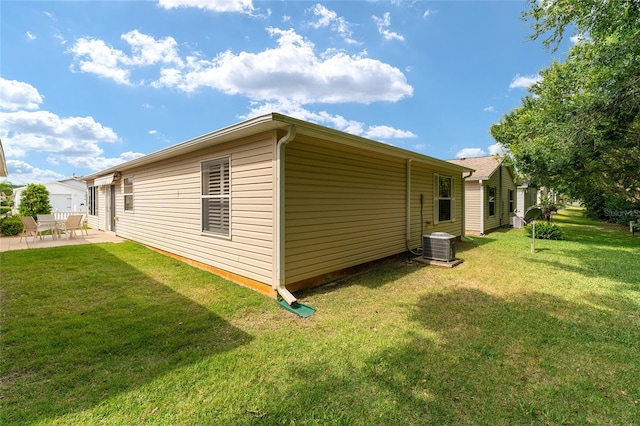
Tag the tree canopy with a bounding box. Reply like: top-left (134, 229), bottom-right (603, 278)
top-left (491, 0), bottom-right (640, 209)
top-left (18, 184), bottom-right (52, 217)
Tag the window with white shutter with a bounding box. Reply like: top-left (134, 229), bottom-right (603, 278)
top-left (201, 157), bottom-right (230, 237)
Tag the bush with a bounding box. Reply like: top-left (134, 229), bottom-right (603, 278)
top-left (524, 221), bottom-right (566, 240)
top-left (18, 183), bottom-right (51, 218)
top-left (0, 216), bottom-right (24, 237)
top-left (0, 206), bottom-right (11, 215)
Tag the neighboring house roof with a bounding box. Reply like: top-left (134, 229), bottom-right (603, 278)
top-left (448, 155), bottom-right (512, 181)
top-left (0, 139), bottom-right (7, 177)
top-left (14, 178), bottom-right (87, 193)
top-left (84, 113), bottom-right (473, 180)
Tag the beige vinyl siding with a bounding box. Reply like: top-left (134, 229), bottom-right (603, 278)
top-left (284, 136), bottom-right (407, 284)
top-left (483, 172), bottom-right (502, 231)
top-left (463, 181), bottom-right (482, 233)
top-left (407, 162), bottom-right (463, 248)
top-left (501, 167), bottom-right (517, 224)
top-left (107, 132), bottom-right (276, 286)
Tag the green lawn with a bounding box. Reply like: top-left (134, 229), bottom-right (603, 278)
top-left (1, 207), bottom-right (639, 425)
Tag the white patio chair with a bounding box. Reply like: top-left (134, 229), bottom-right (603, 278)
top-left (56, 215), bottom-right (85, 240)
top-left (19, 216), bottom-right (52, 242)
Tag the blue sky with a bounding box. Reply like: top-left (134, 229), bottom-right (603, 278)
top-left (1, 0), bottom-right (573, 185)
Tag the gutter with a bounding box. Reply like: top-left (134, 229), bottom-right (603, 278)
top-left (275, 124), bottom-right (297, 305)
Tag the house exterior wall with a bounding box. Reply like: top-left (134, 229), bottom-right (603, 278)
top-left (284, 136), bottom-right (463, 285)
top-left (87, 132), bottom-right (277, 288)
top-left (85, 123), bottom-right (467, 294)
top-left (500, 166), bottom-right (517, 226)
top-left (462, 180), bottom-right (482, 234)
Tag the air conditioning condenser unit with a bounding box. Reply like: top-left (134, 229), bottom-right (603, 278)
top-left (423, 232), bottom-right (456, 262)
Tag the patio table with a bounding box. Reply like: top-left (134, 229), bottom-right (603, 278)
top-left (37, 219), bottom-right (66, 240)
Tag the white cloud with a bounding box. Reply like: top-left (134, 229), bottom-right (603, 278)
top-left (570, 33), bottom-right (590, 44)
top-left (423, 9), bottom-right (436, 18)
top-left (509, 74), bottom-right (542, 89)
top-left (241, 100), bottom-right (415, 142)
top-left (308, 4), bottom-right (356, 44)
top-left (64, 151), bottom-right (145, 171)
top-left (372, 12), bottom-right (404, 41)
top-left (488, 143), bottom-right (506, 155)
top-left (69, 37), bottom-right (133, 85)
top-left (309, 4), bottom-right (336, 29)
top-left (55, 33), bottom-right (67, 45)
top-left (152, 27), bottom-right (412, 104)
top-left (26, 31), bottom-right (37, 41)
top-left (456, 148), bottom-right (486, 158)
top-left (0, 78), bottom-right (44, 111)
top-left (69, 30), bottom-right (182, 85)
top-left (0, 79), bottom-right (136, 183)
top-left (148, 129), bottom-right (157, 135)
top-left (483, 106), bottom-right (495, 112)
top-left (0, 110), bottom-right (119, 158)
top-left (5, 160), bottom-right (65, 185)
top-left (157, 0), bottom-right (255, 14)
top-left (414, 143), bottom-right (428, 151)
top-left (364, 125), bottom-right (416, 140)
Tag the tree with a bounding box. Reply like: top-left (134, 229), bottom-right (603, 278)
top-left (18, 184), bottom-right (52, 217)
top-left (491, 0), bottom-right (640, 209)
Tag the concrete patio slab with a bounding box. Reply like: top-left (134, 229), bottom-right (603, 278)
top-left (0, 229), bottom-right (127, 252)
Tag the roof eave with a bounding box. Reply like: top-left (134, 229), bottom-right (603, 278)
top-left (84, 113), bottom-right (471, 180)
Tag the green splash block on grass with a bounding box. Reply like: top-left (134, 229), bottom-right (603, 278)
top-left (277, 300), bottom-right (315, 317)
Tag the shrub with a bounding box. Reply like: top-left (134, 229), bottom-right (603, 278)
top-left (18, 183), bottom-right (51, 218)
top-left (524, 221), bottom-right (566, 240)
top-left (0, 216), bottom-right (24, 237)
top-left (0, 206), bottom-right (11, 215)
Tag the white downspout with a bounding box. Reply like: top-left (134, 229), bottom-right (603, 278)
top-left (461, 170), bottom-right (473, 238)
top-left (406, 159), bottom-right (412, 246)
top-left (479, 180), bottom-right (485, 236)
top-left (275, 125), bottom-right (297, 305)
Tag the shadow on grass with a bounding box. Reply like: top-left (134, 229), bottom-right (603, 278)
top-left (275, 289), bottom-right (640, 424)
top-left (297, 238), bottom-right (496, 297)
top-left (0, 244), bottom-right (252, 425)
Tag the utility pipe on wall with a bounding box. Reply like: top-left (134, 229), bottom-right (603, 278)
top-left (405, 159), bottom-right (421, 256)
top-left (461, 170), bottom-right (473, 238)
top-left (275, 125), bottom-right (297, 305)
top-left (479, 180), bottom-right (485, 236)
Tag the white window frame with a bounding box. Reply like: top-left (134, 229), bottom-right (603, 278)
top-left (434, 174), bottom-right (455, 224)
top-left (88, 185), bottom-right (98, 216)
top-left (201, 157), bottom-right (231, 238)
top-left (488, 186), bottom-right (496, 217)
top-left (123, 176), bottom-right (134, 212)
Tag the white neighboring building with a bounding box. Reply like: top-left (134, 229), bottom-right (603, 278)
top-left (13, 178), bottom-right (87, 213)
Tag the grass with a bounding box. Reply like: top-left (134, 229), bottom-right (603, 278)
top-left (1, 207), bottom-right (639, 425)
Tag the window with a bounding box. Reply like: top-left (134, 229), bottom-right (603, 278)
top-left (488, 186), bottom-right (496, 216)
top-left (201, 157), bottom-right (230, 237)
top-left (124, 176), bottom-right (134, 212)
top-left (435, 174), bottom-right (455, 223)
top-left (88, 186), bottom-right (98, 216)
top-left (508, 189), bottom-right (514, 213)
